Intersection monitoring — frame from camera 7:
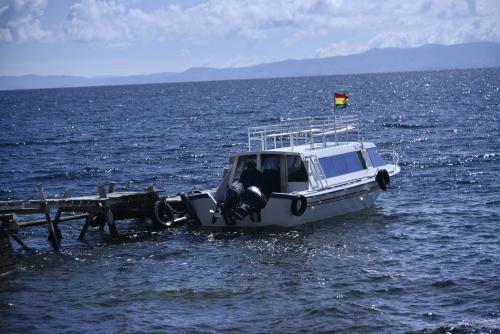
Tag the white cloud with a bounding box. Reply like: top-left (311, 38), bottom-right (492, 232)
top-left (0, 27), bottom-right (12, 41)
top-left (0, 0), bottom-right (51, 42)
top-left (315, 0), bottom-right (500, 57)
top-left (1, 0), bottom-right (500, 55)
top-left (62, 0), bottom-right (134, 46)
top-left (365, 1), bottom-right (500, 48)
top-left (53, 0), bottom-right (357, 46)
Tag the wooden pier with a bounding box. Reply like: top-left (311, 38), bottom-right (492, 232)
top-left (0, 182), bottom-right (187, 262)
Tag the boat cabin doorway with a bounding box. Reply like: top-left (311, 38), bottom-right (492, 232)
top-left (230, 153), bottom-right (308, 195)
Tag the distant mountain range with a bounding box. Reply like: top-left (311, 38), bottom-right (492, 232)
top-left (1, 42), bottom-right (499, 90)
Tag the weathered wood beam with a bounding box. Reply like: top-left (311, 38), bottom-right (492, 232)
top-left (78, 213), bottom-right (94, 241)
top-left (105, 206), bottom-right (118, 239)
top-left (52, 208), bottom-right (63, 240)
top-left (37, 184), bottom-right (59, 252)
top-left (17, 214), bottom-right (89, 228)
top-left (10, 234), bottom-right (31, 252)
top-left (98, 184), bottom-right (107, 199)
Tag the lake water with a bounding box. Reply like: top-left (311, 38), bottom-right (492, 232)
top-left (0, 68), bottom-right (499, 333)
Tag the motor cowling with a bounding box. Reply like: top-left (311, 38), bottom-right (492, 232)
top-left (233, 186), bottom-right (267, 221)
top-left (241, 186), bottom-right (267, 209)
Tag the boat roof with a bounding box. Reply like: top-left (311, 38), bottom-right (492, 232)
top-left (230, 141), bottom-right (377, 159)
top-left (247, 114), bottom-right (362, 152)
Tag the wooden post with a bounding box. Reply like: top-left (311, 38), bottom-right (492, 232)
top-left (0, 233), bottom-right (16, 275)
top-left (98, 216), bottom-right (106, 231)
top-left (79, 213), bottom-right (93, 241)
top-left (145, 186), bottom-right (160, 224)
top-left (108, 182), bottom-right (116, 193)
top-left (10, 234), bottom-right (31, 252)
top-left (1, 214), bottom-right (24, 273)
top-left (98, 184), bottom-right (107, 198)
top-left (97, 185), bottom-right (108, 231)
top-left (97, 185), bottom-right (118, 238)
top-left (36, 184), bottom-right (59, 252)
top-left (105, 206), bottom-right (118, 239)
top-left (52, 208), bottom-right (63, 240)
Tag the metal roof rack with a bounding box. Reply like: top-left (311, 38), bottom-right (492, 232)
top-left (248, 114), bottom-right (359, 151)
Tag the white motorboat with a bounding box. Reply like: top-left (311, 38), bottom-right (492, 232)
top-left (183, 105), bottom-right (400, 228)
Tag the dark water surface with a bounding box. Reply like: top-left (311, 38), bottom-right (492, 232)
top-left (0, 69), bottom-right (499, 333)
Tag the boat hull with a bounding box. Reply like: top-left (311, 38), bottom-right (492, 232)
top-left (188, 181), bottom-right (383, 228)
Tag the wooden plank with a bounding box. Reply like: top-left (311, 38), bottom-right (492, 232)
top-left (18, 214), bottom-right (89, 228)
top-left (0, 191), bottom-right (155, 212)
top-left (0, 208), bottom-right (43, 214)
top-left (0, 200), bottom-right (43, 212)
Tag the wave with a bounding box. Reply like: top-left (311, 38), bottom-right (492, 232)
top-left (383, 123), bottom-right (435, 129)
top-left (26, 167), bottom-right (120, 182)
top-left (0, 138), bottom-right (98, 147)
top-left (401, 152), bottom-right (498, 168)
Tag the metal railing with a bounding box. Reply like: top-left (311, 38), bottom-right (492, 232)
top-left (379, 148), bottom-right (400, 172)
top-left (248, 114), bottom-right (359, 151)
top-left (305, 155), bottom-right (328, 190)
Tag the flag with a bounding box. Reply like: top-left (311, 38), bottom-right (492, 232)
top-left (334, 93), bottom-right (349, 109)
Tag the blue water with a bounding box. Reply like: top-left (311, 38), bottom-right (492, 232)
top-left (1, 68), bottom-right (499, 333)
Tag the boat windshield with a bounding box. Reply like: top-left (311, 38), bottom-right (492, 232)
top-left (367, 148), bottom-right (387, 167)
top-left (287, 155), bottom-right (308, 182)
top-left (233, 155), bottom-right (256, 181)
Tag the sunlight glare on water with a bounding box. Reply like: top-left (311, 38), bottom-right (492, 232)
top-left (1, 68), bottom-right (499, 333)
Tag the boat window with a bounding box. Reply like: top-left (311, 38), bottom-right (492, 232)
top-left (357, 151), bottom-right (367, 169)
top-left (233, 155), bottom-right (257, 181)
top-left (319, 151), bottom-right (365, 178)
top-left (261, 155), bottom-right (280, 171)
top-left (287, 155), bottom-right (308, 182)
top-left (367, 148), bottom-right (387, 167)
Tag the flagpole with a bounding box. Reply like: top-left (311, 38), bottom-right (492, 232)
top-left (333, 93), bottom-right (338, 145)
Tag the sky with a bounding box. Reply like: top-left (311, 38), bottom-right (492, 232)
top-left (0, 0), bottom-right (499, 77)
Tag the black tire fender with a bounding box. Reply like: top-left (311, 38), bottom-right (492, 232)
top-left (376, 169), bottom-right (390, 191)
top-left (291, 195), bottom-right (307, 216)
top-left (152, 199), bottom-right (173, 228)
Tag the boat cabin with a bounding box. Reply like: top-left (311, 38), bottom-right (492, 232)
top-left (224, 141), bottom-right (389, 197)
top-left (215, 114), bottom-right (394, 199)
top-left (227, 151), bottom-right (308, 195)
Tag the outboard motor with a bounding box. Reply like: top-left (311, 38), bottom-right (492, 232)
top-left (233, 186), bottom-right (267, 221)
top-left (221, 182), bottom-right (267, 225)
top-left (224, 181), bottom-right (244, 209)
top-left (221, 181), bottom-right (244, 225)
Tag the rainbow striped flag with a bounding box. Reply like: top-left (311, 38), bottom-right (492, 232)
top-left (334, 93), bottom-right (349, 109)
